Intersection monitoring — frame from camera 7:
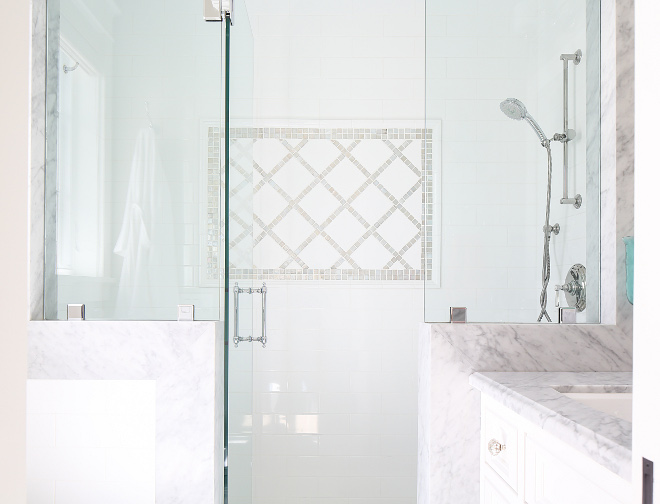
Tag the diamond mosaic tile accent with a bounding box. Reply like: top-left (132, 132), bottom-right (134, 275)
top-left (206, 126), bottom-right (221, 282)
top-left (206, 127), bottom-right (434, 281)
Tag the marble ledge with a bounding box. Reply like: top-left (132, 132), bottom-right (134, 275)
top-left (469, 371), bottom-right (632, 481)
top-left (27, 320), bottom-right (223, 504)
top-left (28, 320), bottom-right (221, 379)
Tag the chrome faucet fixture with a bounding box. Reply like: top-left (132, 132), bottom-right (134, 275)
top-left (499, 98), bottom-right (558, 322)
top-left (555, 264), bottom-right (587, 312)
top-left (499, 98), bottom-right (549, 147)
top-left (500, 50), bottom-right (584, 322)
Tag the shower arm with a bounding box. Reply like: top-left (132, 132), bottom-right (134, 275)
top-left (559, 50), bottom-right (582, 209)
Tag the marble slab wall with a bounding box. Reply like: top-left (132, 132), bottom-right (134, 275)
top-left (601, 0), bottom-right (635, 334)
top-left (30, 0), bottom-right (45, 320)
top-left (600, 0), bottom-right (617, 324)
top-left (43, 0), bottom-right (59, 320)
top-left (417, 323), bottom-right (632, 504)
top-left (28, 321), bottom-right (222, 504)
top-left (585, 0), bottom-right (601, 323)
top-left (615, 0), bottom-right (634, 338)
top-left (30, 0), bottom-right (59, 320)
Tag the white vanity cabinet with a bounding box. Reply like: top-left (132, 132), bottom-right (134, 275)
top-left (479, 395), bottom-right (632, 504)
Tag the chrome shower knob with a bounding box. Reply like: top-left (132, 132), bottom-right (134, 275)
top-left (555, 264), bottom-right (587, 311)
top-left (564, 264), bottom-right (587, 312)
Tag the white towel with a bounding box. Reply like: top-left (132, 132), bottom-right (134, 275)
top-left (114, 128), bottom-right (178, 318)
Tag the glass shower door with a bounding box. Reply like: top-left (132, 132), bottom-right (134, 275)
top-left (46, 0), bottom-right (224, 320)
top-left (225, 1), bottom-right (256, 501)
top-left (423, 0), bottom-right (600, 324)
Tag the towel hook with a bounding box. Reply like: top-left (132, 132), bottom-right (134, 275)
top-left (145, 101), bottom-right (154, 129)
top-left (63, 62), bottom-right (79, 74)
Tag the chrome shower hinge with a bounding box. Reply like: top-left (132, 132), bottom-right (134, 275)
top-left (450, 307), bottom-right (467, 323)
top-left (67, 304), bottom-right (85, 321)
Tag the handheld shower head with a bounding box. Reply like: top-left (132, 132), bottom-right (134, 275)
top-left (500, 98), bottom-right (548, 145)
top-left (500, 98), bottom-right (527, 120)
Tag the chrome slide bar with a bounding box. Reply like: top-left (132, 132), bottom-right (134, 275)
top-left (559, 49), bottom-right (582, 209)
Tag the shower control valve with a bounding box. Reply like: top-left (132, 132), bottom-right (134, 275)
top-left (554, 264), bottom-right (587, 311)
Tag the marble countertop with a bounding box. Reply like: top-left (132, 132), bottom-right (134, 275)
top-left (469, 371), bottom-right (632, 481)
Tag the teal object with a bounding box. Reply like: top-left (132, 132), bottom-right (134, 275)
top-left (623, 236), bottom-right (634, 304)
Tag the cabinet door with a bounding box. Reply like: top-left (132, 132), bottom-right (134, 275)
top-left (482, 466), bottom-right (518, 504)
top-left (482, 404), bottom-right (519, 492)
top-left (524, 438), bottom-right (626, 504)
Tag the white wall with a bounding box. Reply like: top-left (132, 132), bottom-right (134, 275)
top-left (0, 0), bottom-right (29, 500)
top-left (26, 380), bottom-right (156, 503)
top-left (633, 1), bottom-right (660, 500)
top-left (250, 0), bottom-right (425, 125)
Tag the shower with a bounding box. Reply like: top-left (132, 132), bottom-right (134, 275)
top-left (500, 98), bottom-right (559, 322)
top-left (499, 98), bottom-right (549, 147)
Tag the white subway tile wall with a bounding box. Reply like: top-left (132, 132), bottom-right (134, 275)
top-left (251, 283), bottom-right (422, 504)
top-left (249, 0), bottom-right (426, 125)
top-left (26, 380), bottom-right (156, 504)
top-left (245, 2), bottom-right (425, 503)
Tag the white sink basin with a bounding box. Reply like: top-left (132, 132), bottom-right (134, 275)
top-left (561, 392), bottom-right (633, 422)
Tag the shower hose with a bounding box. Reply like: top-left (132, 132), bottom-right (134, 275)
top-left (537, 142), bottom-right (553, 322)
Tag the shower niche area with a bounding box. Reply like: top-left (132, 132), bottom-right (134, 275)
top-left (424, 0), bottom-right (602, 324)
top-left (27, 0), bottom-right (618, 502)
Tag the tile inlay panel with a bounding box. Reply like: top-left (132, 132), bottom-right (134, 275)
top-left (207, 127), bottom-right (434, 281)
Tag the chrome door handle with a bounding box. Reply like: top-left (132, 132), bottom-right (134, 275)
top-left (233, 283), bottom-right (240, 347)
top-left (233, 282), bottom-right (267, 347)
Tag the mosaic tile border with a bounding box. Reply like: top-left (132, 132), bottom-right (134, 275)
top-left (230, 127), bottom-right (428, 140)
top-left (206, 127), bottom-right (434, 282)
top-left (227, 268), bottom-right (424, 281)
top-left (206, 126), bottom-right (221, 281)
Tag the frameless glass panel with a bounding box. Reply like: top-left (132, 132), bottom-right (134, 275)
top-left (424, 0), bottom-right (600, 323)
top-left (46, 0), bottom-right (222, 320)
top-left (225, 0), bottom-right (256, 502)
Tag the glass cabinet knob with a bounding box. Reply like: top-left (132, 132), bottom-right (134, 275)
top-left (488, 438), bottom-right (506, 457)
